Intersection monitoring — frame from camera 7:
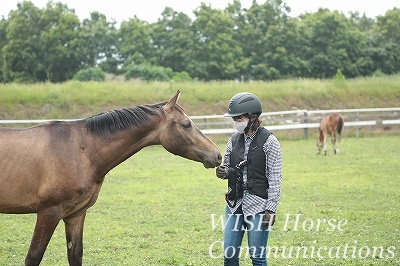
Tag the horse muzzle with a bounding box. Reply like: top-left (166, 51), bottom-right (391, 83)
top-left (202, 152), bottom-right (222, 168)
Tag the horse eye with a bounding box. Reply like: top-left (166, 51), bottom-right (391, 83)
top-left (182, 121), bottom-right (192, 129)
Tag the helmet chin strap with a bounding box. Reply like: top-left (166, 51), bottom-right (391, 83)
top-left (244, 113), bottom-right (260, 134)
top-left (244, 119), bottom-right (253, 134)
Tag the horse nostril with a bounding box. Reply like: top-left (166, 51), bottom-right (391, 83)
top-left (218, 154), bottom-right (222, 163)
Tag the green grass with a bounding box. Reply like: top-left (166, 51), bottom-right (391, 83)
top-left (0, 135), bottom-right (399, 265)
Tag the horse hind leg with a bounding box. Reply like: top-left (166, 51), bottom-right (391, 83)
top-left (64, 212), bottom-right (87, 266)
top-left (25, 208), bottom-right (61, 266)
top-left (336, 133), bottom-right (341, 153)
top-left (332, 133), bottom-right (337, 154)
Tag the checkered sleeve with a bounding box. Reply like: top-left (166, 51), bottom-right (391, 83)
top-left (263, 134), bottom-right (283, 213)
top-left (223, 136), bottom-right (233, 167)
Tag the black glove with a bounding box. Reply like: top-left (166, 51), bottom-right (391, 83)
top-left (216, 165), bottom-right (228, 179)
top-left (263, 210), bottom-right (276, 226)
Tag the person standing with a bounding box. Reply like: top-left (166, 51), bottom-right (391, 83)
top-left (215, 92), bottom-right (283, 266)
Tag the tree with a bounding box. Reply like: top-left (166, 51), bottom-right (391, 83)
top-left (190, 3), bottom-right (247, 80)
top-left (2, 1), bottom-right (43, 82)
top-left (39, 2), bottom-right (81, 82)
top-left (0, 18), bottom-right (8, 82)
top-left (78, 12), bottom-right (119, 74)
top-left (1, 1), bottom-right (398, 83)
top-left (262, 19), bottom-right (310, 79)
top-left (225, 0), bottom-right (255, 79)
top-left (240, 0), bottom-right (293, 80)
top-left (371, 8), bottom-right (400, 74)
top-left (2, 1), bottom-right (82, 82)
top-left (298, 9), bottom-right (370, 78)
top-left (349, 11), bottom-right (374, 32)
top-left (151, 7), bottom-right (194, 73)
top-left (117, 17), bottom-right (155, 69)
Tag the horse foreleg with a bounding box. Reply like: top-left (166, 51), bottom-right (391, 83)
top-left (323, 134), bottom-right (328, 155)
top-left (64, 212), bottom-right (87, 266)
top-left (25, 208), bottom-right (61, 266)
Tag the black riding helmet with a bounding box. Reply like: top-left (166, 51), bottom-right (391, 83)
top-left (224, 92), bottom-right (262, 117)
top-left (224, 92), bottom-right (263, 133)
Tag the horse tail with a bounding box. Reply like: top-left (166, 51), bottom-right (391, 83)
top-left (337, 116), bottom-right (344, 134)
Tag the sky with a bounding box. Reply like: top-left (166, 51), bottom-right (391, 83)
top-left (1, 0), bottom-right (399, 24)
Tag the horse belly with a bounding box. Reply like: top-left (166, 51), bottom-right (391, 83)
top-left (0, 143), bottom-right (42, 213)
top-left (0, 162), bottom-right (42, 213)
top-left (0, 183), bottom-right (40, 213)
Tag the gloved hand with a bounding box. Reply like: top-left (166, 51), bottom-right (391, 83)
top-left (216, 165), bottom-right (228, 179)
top-left (263, 210), bottom-right (276, 226)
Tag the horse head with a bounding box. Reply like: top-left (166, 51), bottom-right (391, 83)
top-left (159, 90), bottom-right (222, 168)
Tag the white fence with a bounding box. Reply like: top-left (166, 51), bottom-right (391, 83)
top-left (1, 108), bottom-right (400, 138)
top-left (191, 107), bottom-right (400, 138)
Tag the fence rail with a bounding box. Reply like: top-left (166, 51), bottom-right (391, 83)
top-left (193, 107), bottom-right (400, 137)
top-left (1, 108), bottom-right (399, 138)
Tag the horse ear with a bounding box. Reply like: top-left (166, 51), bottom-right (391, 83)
top-left (164, 90), bottom-right (181, 112)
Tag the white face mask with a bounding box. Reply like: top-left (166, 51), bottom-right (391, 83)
top-left (234, 120), bottom-right (248, 134)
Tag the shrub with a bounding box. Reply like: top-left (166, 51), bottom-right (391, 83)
top-left (171, 71), bottom-right (192, 82)
top-left (73, 68), bottom-right (106, 82)
top-left (333, 68), bottom-right (346, 81)
top-left (124, 63), bottom-right (192, 82)
top-left (372, 69), bottom-right (385, 77)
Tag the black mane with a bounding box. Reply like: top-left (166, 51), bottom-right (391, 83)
top-left (85, 102), bottom-right (166, 135)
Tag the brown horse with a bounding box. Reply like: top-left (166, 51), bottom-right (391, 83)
top-left (0, 90), bottom-right (221, 266)
top-left (317, 113), bottom-right (344, 155)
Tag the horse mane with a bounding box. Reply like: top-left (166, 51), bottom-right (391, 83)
top-left (85, 102), bottom-right (167, 135)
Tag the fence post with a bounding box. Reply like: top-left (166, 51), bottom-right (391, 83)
top-left (304, 111), bottom-right (308, 139)
top-left (356, 111), bottom-right (359, 138)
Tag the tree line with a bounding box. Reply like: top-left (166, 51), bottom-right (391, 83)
top-left (0, 0), bottom-right (399, 83)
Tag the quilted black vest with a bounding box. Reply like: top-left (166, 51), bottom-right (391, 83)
top-left (229, 127), bottom-right (272, 199)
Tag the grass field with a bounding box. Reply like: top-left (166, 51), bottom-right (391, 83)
top-left (0, 134), bottom-right (398, 265)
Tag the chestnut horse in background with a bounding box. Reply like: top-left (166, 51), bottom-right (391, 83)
top-left (317, 113), bottom-right (344, 155)
top-left (0, 90), bottom-right (221, 266)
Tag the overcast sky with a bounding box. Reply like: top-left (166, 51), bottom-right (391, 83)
top-left (1, 0), bottom-right (399, 23)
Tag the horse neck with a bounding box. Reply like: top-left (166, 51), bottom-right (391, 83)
top-left (89, 123), bottom-right (161, 177)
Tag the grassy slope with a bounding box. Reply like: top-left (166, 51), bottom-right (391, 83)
top-left (0, 75), bottom-right (399, 120)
